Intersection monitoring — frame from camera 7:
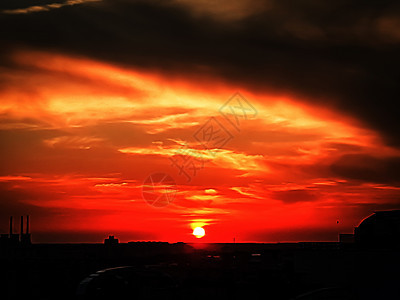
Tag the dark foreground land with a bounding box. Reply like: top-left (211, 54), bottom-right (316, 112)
top-left (0, 242), bottom-right (399, 300)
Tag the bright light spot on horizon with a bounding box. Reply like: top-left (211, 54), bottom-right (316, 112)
top-left (193, 227), bottom-right (206, 238)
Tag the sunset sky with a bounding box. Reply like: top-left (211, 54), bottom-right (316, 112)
top-left (1, 0), bottom-right (400, 243)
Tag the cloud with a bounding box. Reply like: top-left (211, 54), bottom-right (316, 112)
top-left (171, 0), bottom-right (270, 21)
top-left (272, 189), bottom-right (319, 203)
top-left (0, 175), bottom-right (32, 181)
top-left (331, 154), bottom-right (400, 184)
top-left (0, 0), bottom-right (398, 146)
top-left (204, 188), bottom-right (217, 194)
top-left (1, 0), bottom-right (101, 15)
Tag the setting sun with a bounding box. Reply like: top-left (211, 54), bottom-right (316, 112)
top-left (193, 227), bottom-right (206, 238)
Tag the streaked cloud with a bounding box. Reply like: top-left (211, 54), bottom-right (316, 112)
top-left (172, 0), bottom-right (271, 21)
top-left (1, 0), bottom-right (101, 15)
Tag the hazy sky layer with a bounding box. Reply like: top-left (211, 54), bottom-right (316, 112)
top-left (0, 0), bottom-right (399, 242)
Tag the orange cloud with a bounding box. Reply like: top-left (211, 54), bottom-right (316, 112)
top-left (1, 50), bottom-right (399, 242)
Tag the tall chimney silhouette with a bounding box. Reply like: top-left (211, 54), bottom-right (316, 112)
top-left (9, 216), bottom-right (13, 236)
top-left (26, 215), bottom-right (29, 234)
top-left (20, 216), bottom-right (23, 237)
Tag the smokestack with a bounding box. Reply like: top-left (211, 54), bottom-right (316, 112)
top-left (9, 216), bottom-right (13, 236)
top-left (20, 216), bottom-right (23, 237)
top-left (26, 215), bottom-right (29, 234)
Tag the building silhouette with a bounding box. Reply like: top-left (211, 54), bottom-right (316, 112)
top-left (0, 215), bottom-right (31, 247)
top-left (339, 233), bottom-right (354, 243)
top-left (104, 235), bottom-right (119, 245)
top-left (354, 210), bottom-right (400, 247)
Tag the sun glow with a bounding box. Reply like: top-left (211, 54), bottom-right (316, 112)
top-left (193, 227), bottom-right (206, 238)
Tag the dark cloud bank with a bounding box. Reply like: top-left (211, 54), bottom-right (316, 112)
top-left (1, 0), bottom-right (400, 148)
